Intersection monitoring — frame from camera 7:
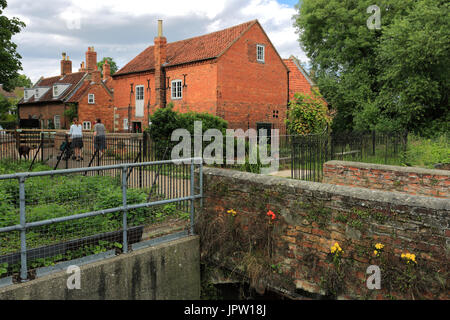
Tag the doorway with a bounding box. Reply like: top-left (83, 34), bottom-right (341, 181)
top-left (132, 121), bottom-right (142, 133)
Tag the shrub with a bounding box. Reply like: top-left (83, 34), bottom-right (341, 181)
top-left (147, 104), bottom-right (228, 158)
top-left (403, 134), bottom-right (450, 168)
top-left (286, 90), bottom-right (332, 135)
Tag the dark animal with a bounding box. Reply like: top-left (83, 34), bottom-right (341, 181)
top-left (18, 145), bottom-right (32, 160)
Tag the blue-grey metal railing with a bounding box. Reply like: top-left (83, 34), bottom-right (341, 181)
top-left (0, 157), bottom-right (203, 282)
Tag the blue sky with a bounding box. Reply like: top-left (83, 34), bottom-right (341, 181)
top-left (5, 0), bottom-right (308, 83)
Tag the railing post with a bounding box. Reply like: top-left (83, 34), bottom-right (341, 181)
top-left (199, 159), bottom-right (203, 208)
top-left (65, 134), bottom-right (69, 169)
top-left (122, 166), bottom-right (128, 253)
top-left (19, 176), bottom-right (28, 281)
top-left (190, 159), bottom-right (195, 235)
top-left (40, 132), bottom-right (44, 163)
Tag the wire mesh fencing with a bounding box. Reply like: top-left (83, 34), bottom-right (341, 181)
top-left (0, 158), bottom-right (202, 283)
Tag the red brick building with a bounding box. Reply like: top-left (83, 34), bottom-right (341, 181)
top-left (112, 20), bottom-right (289, 133)
top-left (284, 55), bottom-right (328, 105)
top-left (18, 48), bottom-right (114, 131)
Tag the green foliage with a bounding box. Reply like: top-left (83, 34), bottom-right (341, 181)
top-left (147, 104), bottom-right (228, 158)
top-left (285, 90), bottom-right (332, 135)
top-left (97, 57), bottom-right (118, 77)
top-left (63, 103), bottom-right (78, 123)
top-left (0, 0), bottom-right (26, 92)
top-left (294, 0), bottom-right (450, 135)
top-left (0, 95), bottom-right (14, 120)
top-left (403, 134), bottom-right (450, 168)
top-left (9, 74), bottom-right (32, 88)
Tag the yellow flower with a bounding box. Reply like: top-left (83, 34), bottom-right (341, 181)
top-left (374, 250), bottom-right (378, 256)
top-left (375, 243), bottom-right (384, 250)
top-left (227, 209), bottom-right (237, 216)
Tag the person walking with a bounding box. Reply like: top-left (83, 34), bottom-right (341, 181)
top-left (68, 118), bottom-right (83, 161)
top-left (93, 118), bottom-right (106, 158)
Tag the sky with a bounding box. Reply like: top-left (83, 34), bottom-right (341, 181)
top-left (4, 0), bottom-right (306, 84)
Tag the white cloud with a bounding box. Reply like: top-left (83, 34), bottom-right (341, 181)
top-left (4, 0), bottom-right (308, 82)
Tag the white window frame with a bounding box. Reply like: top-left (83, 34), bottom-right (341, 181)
top-left (256, 44), bottom-right (265, 63)
top-left (53, 85), bottom-right (58, 97)
top-left (135, 85), bottom-right (144, 101)
top-left (54, 115), bottom-right (61, 129)
top-left (123, 118), bottom-right (128, 130)
top-left (171, 80), bottom-right (182, 100)
top-left (88, 93), bottom-right (95, 104)
top-left (82, 121), bottom-right (91, 130)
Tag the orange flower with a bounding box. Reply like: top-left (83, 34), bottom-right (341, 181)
top-left (267, 210), bottom-right (276, 220)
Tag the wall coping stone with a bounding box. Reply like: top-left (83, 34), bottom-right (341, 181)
top-left (203, 167), bottom-right (450, 211)
top-left (324, 160), bottom-right (450, 177)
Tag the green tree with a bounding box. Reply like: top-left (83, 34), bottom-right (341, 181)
top-left (63, 103), bottom-right (78, 123)
top-left (0, 94), bottom-right (14, 120)
top-left (0, 0), bottom-right (26, 92)
top-left (285, 90), bottom-right (332, 135)
top-left (97, 57), bottom-right (118, 78)
top-left (10, 74), bottom-right (32, 88)
top-left (294, 0), bottom-right (449, 135)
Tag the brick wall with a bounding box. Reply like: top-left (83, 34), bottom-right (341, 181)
top-left (199, 168), bottom-right (449, 299)
top-left (165, 61), bottom-right (218, 115)
top-left (19, 103), bottom-right (68, 129)
top-left (77, 83), bottom-right (114, 132)
top-left (112, 71), bottom-right (154, 132)
top-left (284, 58), bottom-right (314, 100)
top-left (217, 23), bottom-right (288, 134)
top-left (323, 161), bottom-right (450, 199)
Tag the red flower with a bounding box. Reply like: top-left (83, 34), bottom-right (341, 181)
top-left (267, 210), bottom-right (276, 220)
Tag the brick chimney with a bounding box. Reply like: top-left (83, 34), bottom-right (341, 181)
top-left (91, 70), bottom-right (101, 83)
top-left (154, 20), bottom-right (167, 108)
top-left (85, 46), bottom-right (97, 73)
top-left (79, 61), bottom-right (86, 72)
top-left (60, 52), bottom-right (72, 76)
top-left (103, 60), bottom-right (111, 81)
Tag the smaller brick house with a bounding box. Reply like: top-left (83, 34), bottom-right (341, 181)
top-left (18, 48), bottom-right (114, 131)
top-left (283, 55), bottom-right (327, 105)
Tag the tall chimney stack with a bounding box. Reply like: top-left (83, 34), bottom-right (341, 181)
top-left (60, 52), bottom-right (72, 76)
top-left (154, 20), bottom-right (167, 108)
top-left (103, 60), bottom-right (111, 81)
top-left (85, 46), bottom-right (97, 73)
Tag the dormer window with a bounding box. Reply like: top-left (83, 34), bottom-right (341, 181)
top-left (24, 90), bottom-right (29, 100)
top-left (256, 44), bottom-right (265, 63)
top-left (53, 85), bottom-right (58, 97)
top-left (35, 89), bottom-right (39, 98)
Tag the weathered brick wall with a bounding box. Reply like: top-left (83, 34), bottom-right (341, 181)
top-left (217, 23), bottom-right (288, 134)
top-left (199, 168), bottom-right (449, 300)
top-left (323, 161), bottom-right (450, 198)
top-left (77, 83), bottom-right (115, 132)
top-left (112, 71), bottom-right (155, 132)
top-left (19, 103), bottom-right (69, 129)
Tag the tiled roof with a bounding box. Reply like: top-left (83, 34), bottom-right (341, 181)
top-left (114, 20), bottom-right (257, 76)
top-left (19, 72), bottom-right (87, 104)
top-left (66, 80), bottom-right (90, 103)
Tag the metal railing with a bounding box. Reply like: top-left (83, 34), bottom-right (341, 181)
top-left (0, 157), bottom-right (203, 282)
top-left (291, 131), bottom-right (407, 182)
